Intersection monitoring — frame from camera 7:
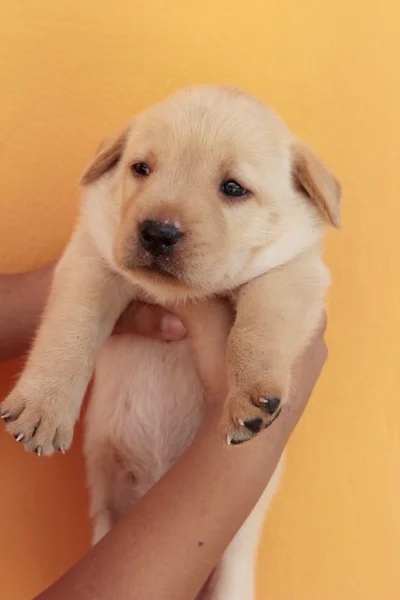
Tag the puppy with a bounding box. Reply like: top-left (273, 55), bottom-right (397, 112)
top-left (1, 85), bottom-right (340, 599)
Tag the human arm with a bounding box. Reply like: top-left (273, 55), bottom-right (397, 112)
top-left (36, 302), bottom-right (327, 600)
top-left (0, 264), bottom-right (186, 364)
top-left (0, 264), bottom-right (54, 363)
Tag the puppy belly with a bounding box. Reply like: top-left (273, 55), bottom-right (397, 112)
top-left (84, 335), bottom-right (204, 518)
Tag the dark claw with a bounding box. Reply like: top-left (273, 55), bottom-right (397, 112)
top-left (261, 397), bottom-right (281, 415)
top-left (266, 406), bottom-right (283, 427)
top-left (243, 417), bottom-right (263, 434)
top-left (230, 437), bottom-right (246, 445)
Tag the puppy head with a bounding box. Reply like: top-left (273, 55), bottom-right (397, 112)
top-left (81, 86), bottom-right (340, 300)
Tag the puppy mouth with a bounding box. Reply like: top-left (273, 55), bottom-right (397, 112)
top-left (144, 259), bottom-right (179, 279)
top-left (132, 252), bottom-right (184, 282)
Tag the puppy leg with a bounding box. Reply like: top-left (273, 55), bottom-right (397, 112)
top-left (205, 458), bottom-right (284, 600)
top-left (221, 249), bottom-right (329, 444)
top-left (86, 440), bottom-right (117, 545)
top-left (86, 439), bottom-right (144, 545)
top-left (92, 511), bottom-right (113, 546)
top-left (0, 231), bottom-right (132, 455)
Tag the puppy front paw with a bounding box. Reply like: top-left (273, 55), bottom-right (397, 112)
top-left (220, 380), bottom-right (284, 445)
top-left (0, 390), bottom-right (75, 456)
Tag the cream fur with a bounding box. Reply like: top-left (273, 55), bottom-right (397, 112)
top-left (1, 85), bottom-right (340, 599)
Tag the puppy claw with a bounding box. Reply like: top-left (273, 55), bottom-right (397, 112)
top-left (229, 437), bottom-right (246, 446)
top-left (226, 434), bottom-right (247, 446)
top-left (258, 397), bottom-right (281, 414)
top-left (15, 433), bottom-right (24, 442)
top-left (35, 447), bottom-right (42, 457)
top-left (1, 412), bottom-right (11, 420)
top-left (243, 417), bottom-right (263, 434)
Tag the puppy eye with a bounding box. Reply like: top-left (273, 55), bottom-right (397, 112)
top-left (220, 180), bottom-right (248, 198)
top-left (131, 162), bottom-right (151, 177)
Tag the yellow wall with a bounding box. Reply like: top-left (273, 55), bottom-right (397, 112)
top-left (1, 1), bottom-right (399, 598)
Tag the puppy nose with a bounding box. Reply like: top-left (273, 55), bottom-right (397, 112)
top-left (139, 219), bottom-right (184, 256)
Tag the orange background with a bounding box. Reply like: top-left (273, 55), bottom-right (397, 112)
top-left (1, 1), bottom-right (399, 599)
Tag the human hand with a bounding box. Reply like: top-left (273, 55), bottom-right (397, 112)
top-left (174, 299), bottom-right (233, 406)
top-left (113, 302), bottom-right (186, 341)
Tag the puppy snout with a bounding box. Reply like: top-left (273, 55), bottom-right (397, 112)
top-left (139, 219), bottom-right (184, 257)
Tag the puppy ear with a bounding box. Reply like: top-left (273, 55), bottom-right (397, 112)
top-left (292, 141), bottom-right (341, 228)
top-left (80, 127), bottom-right (129, 186)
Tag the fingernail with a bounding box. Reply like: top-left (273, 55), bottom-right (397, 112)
top-left (161, 314), bottom-right (186, 339)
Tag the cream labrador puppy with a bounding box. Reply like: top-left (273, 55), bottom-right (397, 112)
top-left (1, 85), bottom-right (340, 599)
